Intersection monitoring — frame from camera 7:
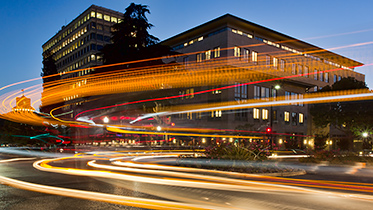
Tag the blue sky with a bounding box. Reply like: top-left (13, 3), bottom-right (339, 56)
top-left (0, 0), bottom-right (372, 95)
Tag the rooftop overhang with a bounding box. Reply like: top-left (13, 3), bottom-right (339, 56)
top-left (162, 14), bottom-right (363, 68)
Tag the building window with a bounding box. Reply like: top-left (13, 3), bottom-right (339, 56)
top-left (211, 110), bottom-right (222, 118)
top-left (252, 51), bottom-right (258, 63)
top-left (234, 46), bottom-right (241, 58)
top-left (334, 74), bottom-right (337, 83)
top-left (338, 76), bottom-right (342, 81)
top-left (205, 50), bottom-right (211, 60)
top-left (196, 53), bottom-right (203, 62)
top-left (97, 13), bottom-right (102, 19)
top-left (243, 49), bottom-right (250, 62)
top-left (291, 112), bottom-right (297, 125)
top-left (271, 88), bottom-right (277, 98)
top-left (254, 85), bottom-right (260, 99)
top-left (314, 69), bottom-right (318, 80)
top-left (273, 57), bottom-right (278, 69)
top-left (235, 82), bottom-right (241, 98)
top-left (284, 111), bottom-right (290, 122)
top-left (292, 64), bottom-right (296, 74)
top-left (187, 112), bottom-right (193, 120)
top-left (241, 85), bottom-right (247, 99)
top-left (214, 47), bottom-right (220, 58)
top-left (285, 91), bottom-right (290, 101)
top-left (253, 108), bottom-right (260, 119)
top-left (111, 17), bottom-right (117, 23)
top-left (280, 59), bottom-right (285, 71)
top-left (304, 66), bottom-right (309, 77)
top-left (299, 113), bottom-right (304, 124)
top-left (325, 72), bottom-right (329, 83)
top-left (261, 87), bottom-right (270, 99)
top-left (272, 110), bottom-right (277, 121)
top-left (299, 94), bottom-right (303, 106)
top-left (183, 56), bottom-right (189, 67)
top-left (298, 64), bottom-right (302, 75)
top-left (262, 109), bottom-right (269, 120)
top-left (266, 55), bottom-right (271, 67)
top-left (104, 15), bottom-right (110, 21)
top-left (91, 11), bottom-right (95, 18)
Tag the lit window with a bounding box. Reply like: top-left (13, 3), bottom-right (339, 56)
top-left (299, 113), bottom-right (304, 124)
top-left (205, 50), bottom-right (211, 60)
top-left (273, 57), bottom-right (278, 68)
top-left (262, 109), bottom-right (268, 120)
top-left (91, 54), bottom-right (95, 60)
top-left (190, 88), bottom-right (194, 98)
top-left (196, 53), bottom-right (203, 62)
top-left (216, 110), bottom-right (222, 117)
top-left (91, 11), bottom-right (96, 17)
top-left (319, 71), bottom-right (324, 81)
top-left (214, 47), bottom-right (220, 58)
top-left (212, 110), bottom-right (222, 118)
top-left (325, 72), bottom-right (329, 83)
top-left (284, 111), bottom-right (290, 122)
top-left (111, 17), bottom-right (117, 23)
top-left (253, 108), bottom-right (260, 119)
top-left (234, 47), bottom-right (241, 58)
top-left (104, 15), bottom-right (110, 21)
top-left (97, 13), bottom-right (102, 19)
top-left (314, 69), bottom-right (318, 80)
top-left (252, 51), bottom-right (258, 63)
top-left (198, 36), bottom-right (203, 41)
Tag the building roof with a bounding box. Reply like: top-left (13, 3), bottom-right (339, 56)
top-left (162, 14), bottom-right (363, 68)
top-left (42, 4), bottom-right (123, 48)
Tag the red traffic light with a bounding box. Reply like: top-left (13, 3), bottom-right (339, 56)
top-left (266, 127), bottom-right (272, 133)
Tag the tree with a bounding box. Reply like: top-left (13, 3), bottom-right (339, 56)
top-left (99, 3), bottom-right (173, 66)
top-left (41, 50), bottom-right (58, 83)
top-left (310, 77), bottom-right (373, 150)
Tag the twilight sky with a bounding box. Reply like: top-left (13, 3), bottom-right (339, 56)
top-left (0, 0), bottom-right (372, 99)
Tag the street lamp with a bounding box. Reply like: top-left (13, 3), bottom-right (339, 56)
top-left (156, 126), bottom-right (162, 131)
top-left (362, 132), bottom-right (368, 138)
top-left (270, 85), bottom-right (280, 150)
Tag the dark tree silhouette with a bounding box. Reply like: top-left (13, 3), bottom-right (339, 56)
top-left (41, 50), bottom-right (58, 83)
top-left (99, 3), bottom-right (172, 66)
top-left (310, 77), bottom-right (373, 150)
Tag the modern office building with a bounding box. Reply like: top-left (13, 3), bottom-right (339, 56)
top-left (42, 5), bottom-right (123, 78)
top-left (161, 14), bottom-right (364, 148)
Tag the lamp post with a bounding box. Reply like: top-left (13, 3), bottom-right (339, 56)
top-left (270, 85), bottom-right (281, 150)
top-left (103, 116), bottom-right (109, 144)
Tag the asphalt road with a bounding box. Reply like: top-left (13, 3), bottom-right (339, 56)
top-left (1, 151), bottom-right (373, 210)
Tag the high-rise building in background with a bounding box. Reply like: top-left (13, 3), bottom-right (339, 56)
top-left (42, 5), bottom-right (123, 78)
